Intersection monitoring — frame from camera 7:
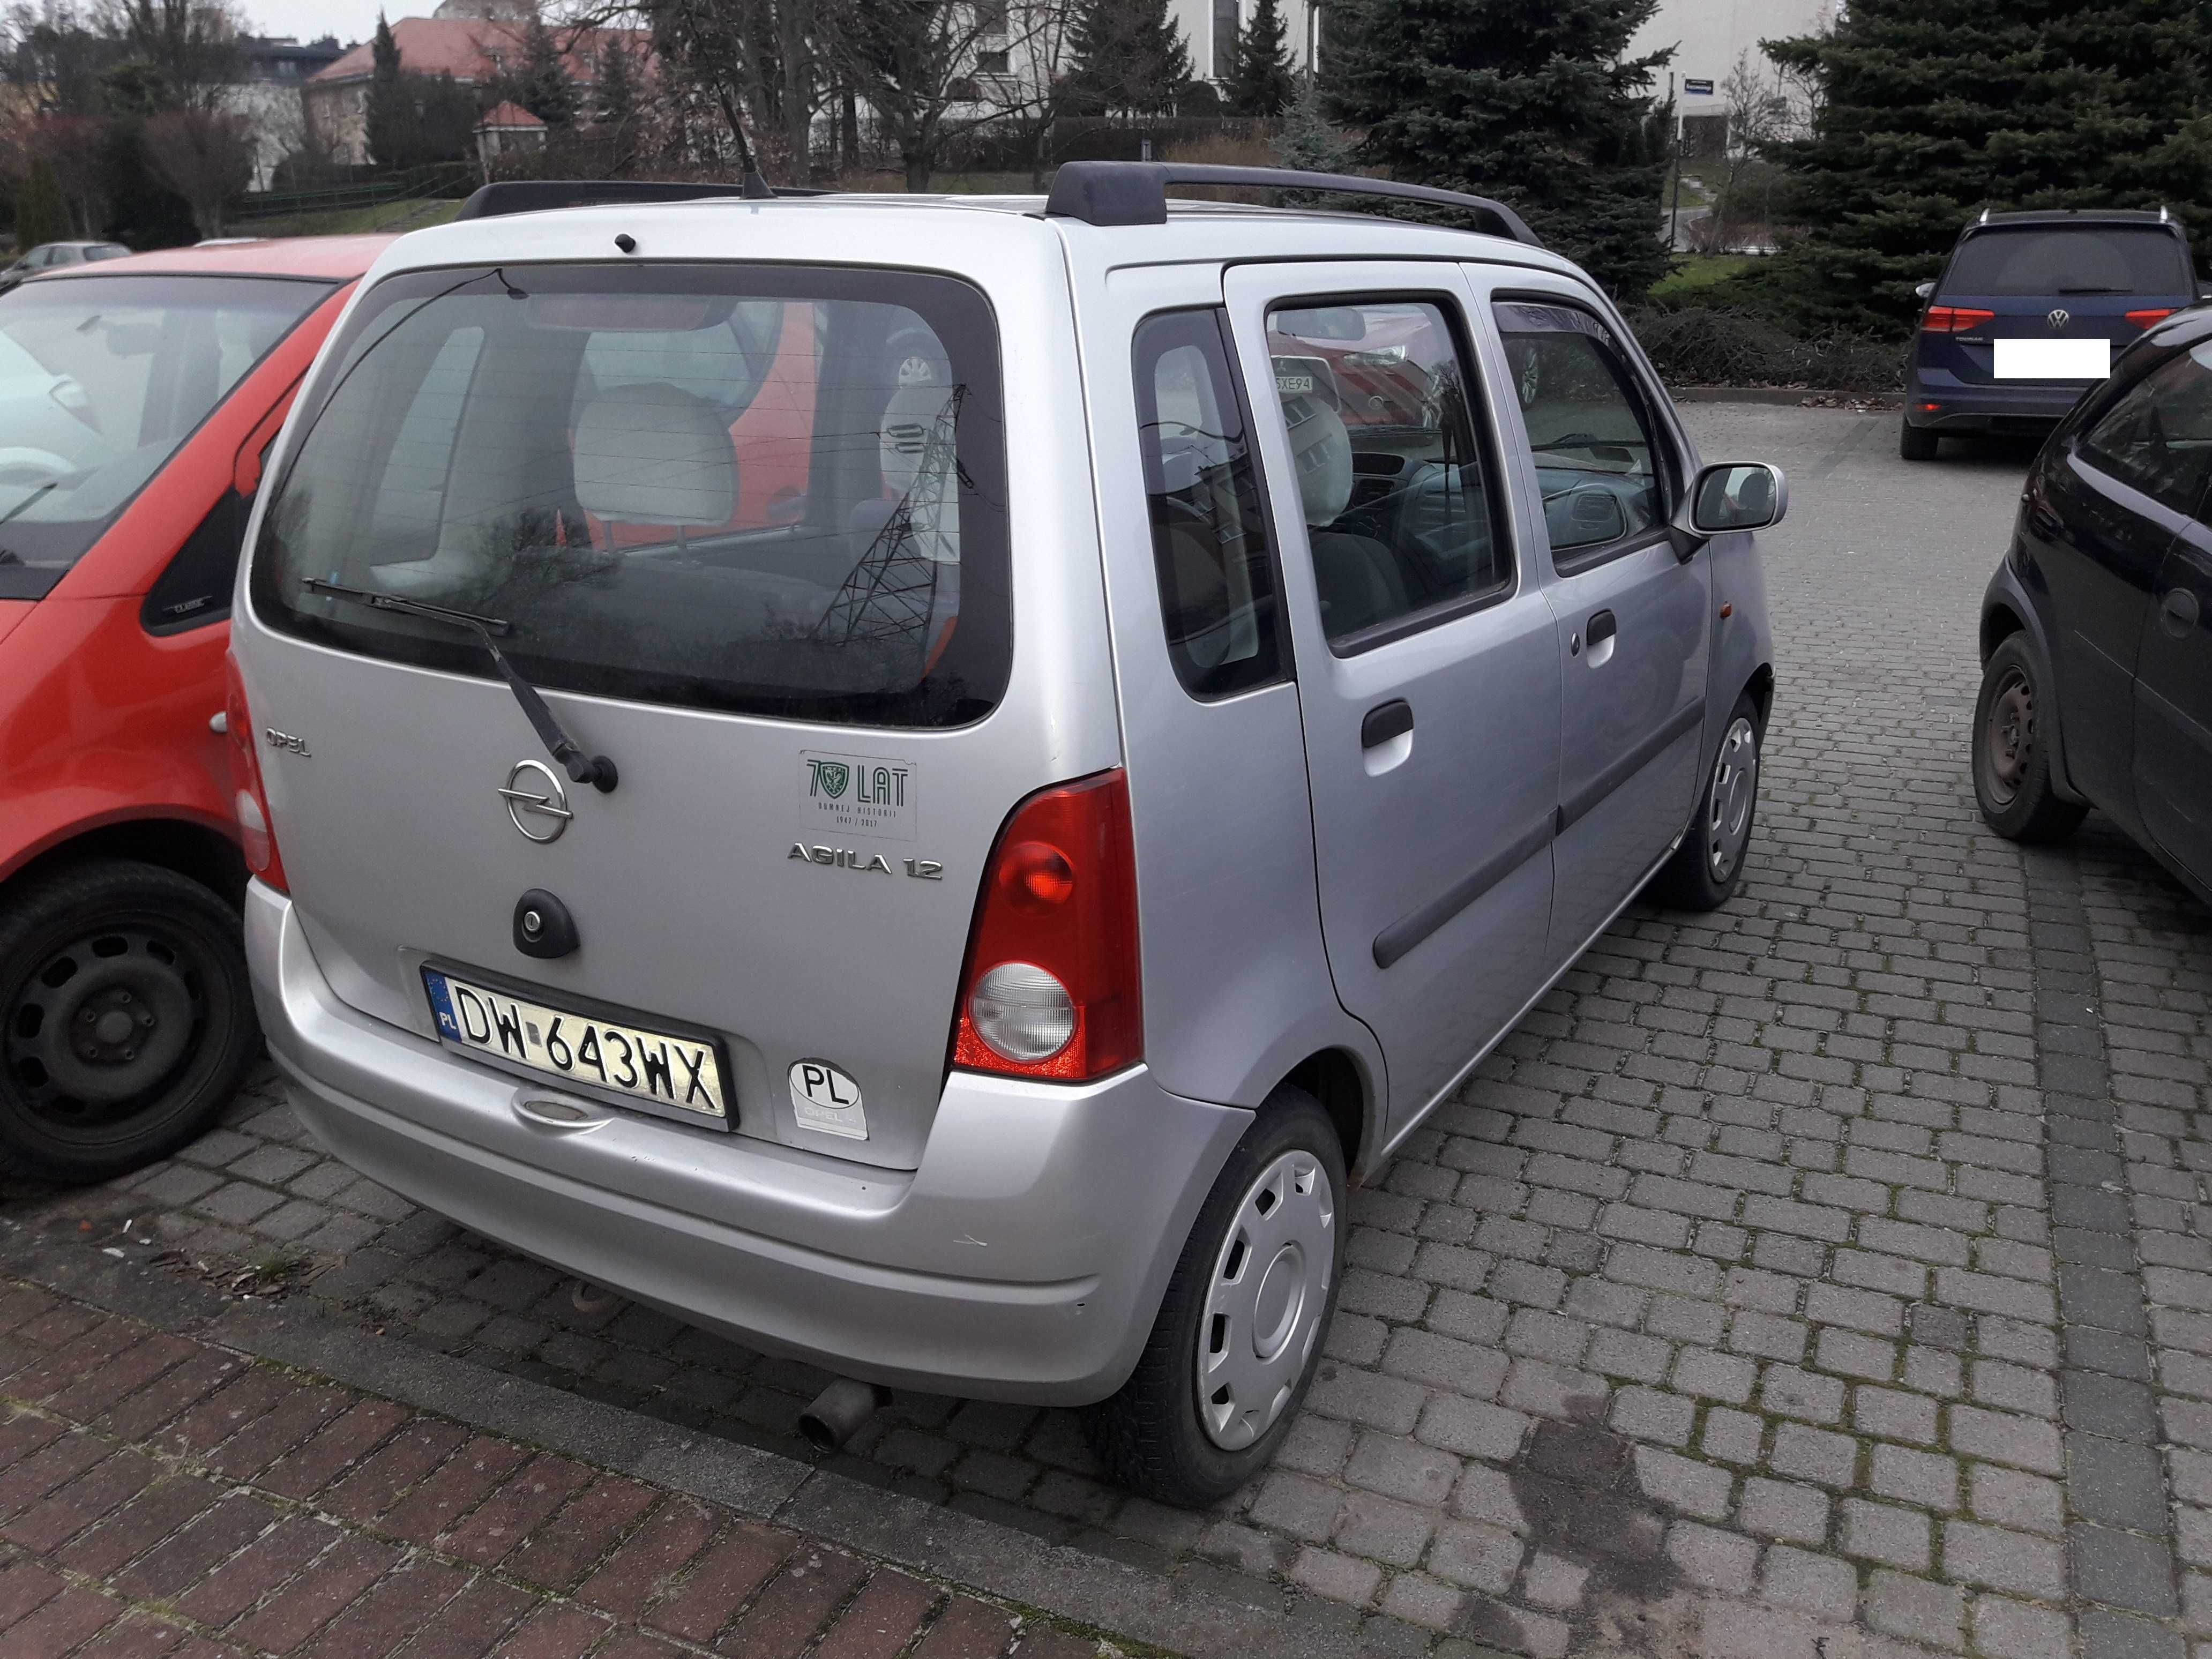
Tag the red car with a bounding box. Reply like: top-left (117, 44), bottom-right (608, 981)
top-left (0, 235), bottom-right (387, 1182)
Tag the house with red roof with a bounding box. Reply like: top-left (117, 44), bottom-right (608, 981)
top-left (304, 10), bottom-right (651, 167)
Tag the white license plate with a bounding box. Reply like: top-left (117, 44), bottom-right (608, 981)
top-left (422, 968), bottom-right (730, 1124)
top-left (1994, 338), bottom-right (2111, 380)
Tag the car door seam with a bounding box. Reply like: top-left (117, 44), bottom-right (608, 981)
top-left (1556, 698), bottom-right (1705, 834)
top-left (1371, 810), bottom-right (1556, 970)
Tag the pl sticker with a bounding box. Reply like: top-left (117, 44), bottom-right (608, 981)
top-left (789, 1059), bottom-right (867, 1139)
top-left (800, 750), bottom-right (916, 841)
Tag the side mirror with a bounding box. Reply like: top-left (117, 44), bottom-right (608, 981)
top-left (1691, 462), bottom-right (1788, 535)
top-left (1915, 280), bottom-right (1935, 302)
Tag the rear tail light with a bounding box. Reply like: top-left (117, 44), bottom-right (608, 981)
top-left (952, 770), bottom-right (1140, 1082)
top-left (222, 651), bottom-right (288, 893)
top-left (1922, 306), bottom-right (1994, 334)
top-left (2127, 309), bottom-right (2175, 329)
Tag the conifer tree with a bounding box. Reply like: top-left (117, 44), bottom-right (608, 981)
top-left (1227, 0), bottom-right (1295, 117)
top-left (1065, 0), bottom-right (1192, 118)
top-left (1759, 0), bottom-right (2212, 337)
top-left (363, 14), bottom-right (412, 171)
top-left (1328, 0), bottom-right (1674, 298)
top-left (1275, 71), bottom-right (1354, 176)
top-left (504, 14), bottom-right (578, 128)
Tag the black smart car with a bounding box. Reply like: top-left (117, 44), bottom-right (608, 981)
top-left (1905, 209), bottom-right (2206, 461)
top-left (1974, 305), bottom-right (2212, 903)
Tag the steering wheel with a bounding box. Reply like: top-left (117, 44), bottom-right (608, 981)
top-left (0, 446), bottom-right (77, 489)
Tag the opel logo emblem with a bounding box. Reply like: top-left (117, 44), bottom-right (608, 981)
top-left (498, 759), bottom-right (572, 842)
top-left (2047, 308), bottom-right (2071, 331)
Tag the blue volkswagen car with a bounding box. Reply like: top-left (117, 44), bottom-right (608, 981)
top-left (1902, 209), bottom-right (2206, 460)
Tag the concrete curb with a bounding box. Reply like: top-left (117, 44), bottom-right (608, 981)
top-left (0, 1219), bottom-right (1358, 1659)
top-left (1669, 386), bottom-right (1902, 408)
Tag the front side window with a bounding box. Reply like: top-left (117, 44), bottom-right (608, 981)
top-left (0, 273), bottom-right (331, 599)
top-left (1265, 296), bottom-right (1508, 649)
top-left (1493, 300), bottom-right (1670, 562)
top-left (2077, 341), bottom-right (2212, 517)
top-left (253, 263), bottom-right (1009, 728)
top-left (1134, 309), bottom-right (1283, 697)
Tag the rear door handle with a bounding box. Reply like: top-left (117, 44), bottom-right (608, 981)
top-left (2161, 587), bottom-right (2201, 637)
top-left (1587, 609), bottom-right (1618, 646)
top-left (1362, 699), bottom-right (1414, 749)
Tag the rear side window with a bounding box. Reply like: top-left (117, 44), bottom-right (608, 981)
top-left (1945, 228), bottom-right (2192, 297)
top-left (2078, 342), bottom-right (2212, 515)
top-left (1133, 309), bottom-right (1283, 697)
top-left (253, 263), bottom-right (1008, 728)
top-left (1493, 300), bottom-right (1672, 561)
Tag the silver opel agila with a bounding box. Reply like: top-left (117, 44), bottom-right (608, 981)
top-left (227, 163), bottom-right (1784, 1506)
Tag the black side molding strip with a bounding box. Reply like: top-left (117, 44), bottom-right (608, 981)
top-left (1556, 700), bottom-right (1706, 836)
top-left (1373, 812), bottom-right (1557, 970)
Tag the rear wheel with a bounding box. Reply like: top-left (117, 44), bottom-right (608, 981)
top-left (0, 861), bottom-right (259, 1184)
top-left (1083, 1086), bottom-right (1344, 1507)
top-left (1972, 635), bottom-right (2087, 842)
top-left (1653, 694), bottom-right (1763, 911)
top-left (1900, 418), bottom-right (1940, 461)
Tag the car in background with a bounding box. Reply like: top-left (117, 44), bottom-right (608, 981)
top-left (1903, 208), bottom-right (2206, 460)
top-left (0, 240), bottom-right (132, 296)
top-left (1974, 304), bottom-right (2212, 907)
top-left (0, 234), bottom-right (390, 1184)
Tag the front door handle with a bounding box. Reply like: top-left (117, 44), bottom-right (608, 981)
top-left (1362, 699), bottom-right (1414, 749)
top-left (1587, 609), bottom-right (1618, 646)
top-left (2161, 587), bottom-right (2201, 637)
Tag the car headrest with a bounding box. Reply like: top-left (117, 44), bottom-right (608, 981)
top-left (1281, 392), bottom-right (1353, 527)
top-left (572, 382), bottom-right (735, 526)
top-left (880, 384), bottom-right (956, 498)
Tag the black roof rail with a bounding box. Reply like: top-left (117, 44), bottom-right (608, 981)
top-left (454, 178), bottom-right (830, 221)
top-left (1042, 160), bottom-right (1543, 248)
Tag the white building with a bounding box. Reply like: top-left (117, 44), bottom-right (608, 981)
top-left (1632, 0), bottom-right (1837, 152)
top-left (1166, 1), bottom-right (1834, 116)
top-left (1167, 0), bottom-right (1320, 85)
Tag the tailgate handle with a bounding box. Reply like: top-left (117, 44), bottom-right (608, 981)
top-left (1362, 699), bottom-right (1414, 749)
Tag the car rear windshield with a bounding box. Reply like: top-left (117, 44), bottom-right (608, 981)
top-left (252, 263), bottom-right (1010, 728)
top-left (1943, 227), bottom-right (2193, 297)
top-left (0, 274), bottom-right (332, 600)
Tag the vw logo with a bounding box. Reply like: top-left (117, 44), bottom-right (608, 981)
top-left (2047, 308), bottom-right (2071, 331)
top-left (498, 759), bottom-right (572, 842)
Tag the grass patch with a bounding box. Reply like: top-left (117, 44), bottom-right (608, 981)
top-left (1649, 253), bottom-right (1758, 302)
top-left (231, 197), bottom-right (467, 240)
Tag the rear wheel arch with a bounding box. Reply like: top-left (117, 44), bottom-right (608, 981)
top-left (1282, 1047), bottom-right (1368, 1176)
top-left (2, 819), bottom-right (245, 911)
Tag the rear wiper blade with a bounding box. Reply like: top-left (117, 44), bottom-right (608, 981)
top-left (303, 577), bottom-right (618, 794)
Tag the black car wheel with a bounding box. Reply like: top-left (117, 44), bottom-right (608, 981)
top-left (0, 861), bottom-right (260, 1183)
top-left (1083, 1085), bottom-right (1344, 1507)
top-left (1972, 635), bottom-right (2088, 843)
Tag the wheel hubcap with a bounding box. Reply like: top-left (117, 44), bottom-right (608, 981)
top-left (5, 924), bottom-right (204, 1120)
top-left (1197, 1149), bottom-right (1335, 1452)
top-left (1982, 668), bottom-right (2033, 806)
top-left (1704, 715), bottom-right (1759, 882)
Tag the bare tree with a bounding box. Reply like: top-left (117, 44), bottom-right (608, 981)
top-left (141, 106), bottom-right (252, 235)
top-left (97, 0), bottom-right (244, 112)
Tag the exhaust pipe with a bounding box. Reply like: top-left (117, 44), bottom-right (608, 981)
top-left (800, 1378), bottom-right (890, 1451)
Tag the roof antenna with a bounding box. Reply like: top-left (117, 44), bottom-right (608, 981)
top-left (671, 0), bottom-right (774, 199)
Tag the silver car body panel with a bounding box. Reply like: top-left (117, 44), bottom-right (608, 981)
top-left (234, 195), bottom-right (1775, 1402)
top-left (249, 881), bottom-right (1249, 1402)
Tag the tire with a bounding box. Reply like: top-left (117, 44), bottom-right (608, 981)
top-left (1653, 693), bottom-right (1763, 911)
top-left (1972, 634), bottom-right (2088, 843)
top-left (0, 860), bottom-right (260, 1184)
top-left (1900, 418), bottom-right (1940, 461)
top-left (1083, 1086), bottom-right (1347, 1507)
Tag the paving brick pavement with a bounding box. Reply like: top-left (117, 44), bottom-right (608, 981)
top-left (0, 1279), bottom-right (1127, 1659)
top-left (6, 403), bottom-right (2210, 1657)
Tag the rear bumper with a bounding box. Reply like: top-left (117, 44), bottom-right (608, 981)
top-left (1904, 369), bottom-right (2088, 432)
top-left (245, 881), bottom-right (1251, 1404)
